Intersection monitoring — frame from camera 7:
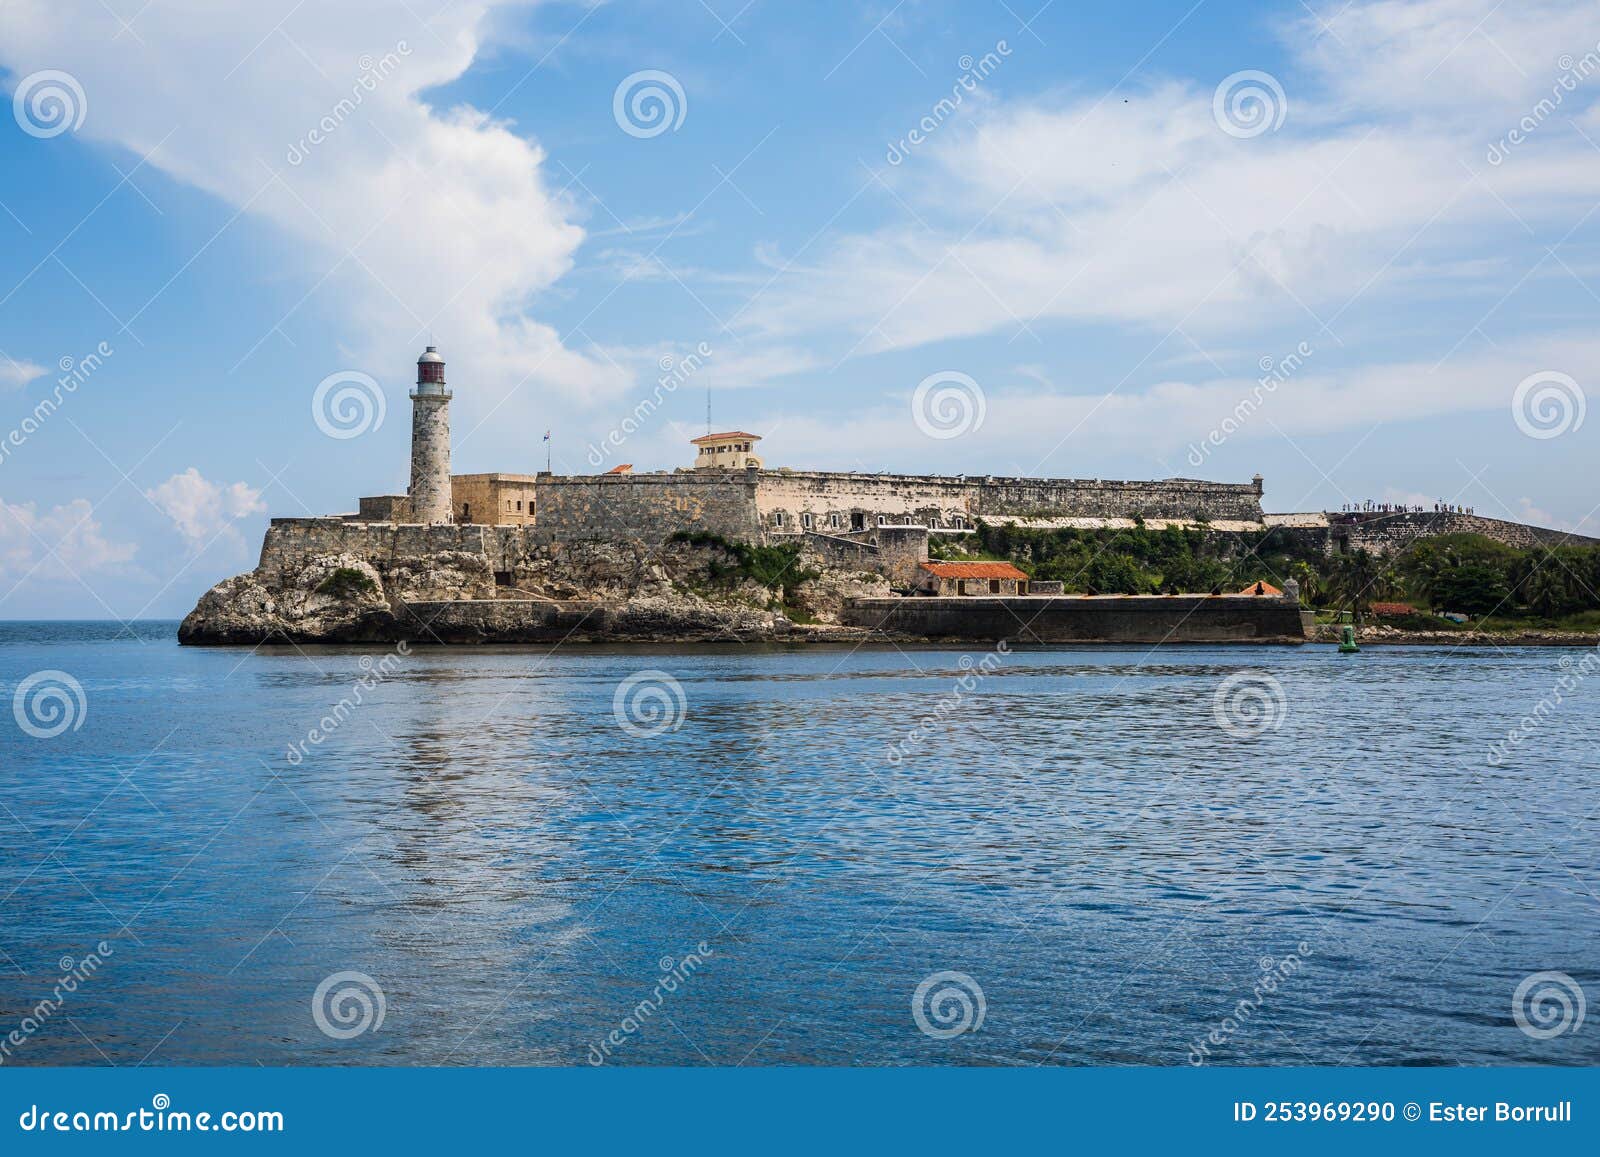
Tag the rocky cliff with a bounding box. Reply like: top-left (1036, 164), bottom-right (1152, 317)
top-left (178, 532), bottom-right (890, 645)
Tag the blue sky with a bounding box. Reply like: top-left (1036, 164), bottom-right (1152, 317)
top-left (1, 0), bottom-right (1598, 618)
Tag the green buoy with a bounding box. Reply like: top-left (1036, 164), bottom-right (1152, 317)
top-left (1337, 610), bottom-right (1360, 653)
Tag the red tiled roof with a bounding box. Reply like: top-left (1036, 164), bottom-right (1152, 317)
top-left (603, 464), bottom-right (633, 474)
top-left (920, 561), bottom-right (1028, 580)
top-left (690, 431), bottom-right (761, 444)
top-left (1236, 581), bottom-right (1283, 596)
top-left (1371, 602), bottom-right (1416, 616)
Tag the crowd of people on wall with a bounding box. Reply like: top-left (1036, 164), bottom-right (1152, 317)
top-left (1339, 501), bottom-right (1475, 515)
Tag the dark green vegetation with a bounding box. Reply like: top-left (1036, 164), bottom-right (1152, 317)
top-left (670, 531), bottom-right (818, 609)
top-left (933, 523), bottom-right (1600, 628)
top-left (315, 567), bottom-right (378, 600)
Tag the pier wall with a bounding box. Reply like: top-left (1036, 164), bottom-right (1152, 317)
top-left (843, 595), bottom-right (1313, 643)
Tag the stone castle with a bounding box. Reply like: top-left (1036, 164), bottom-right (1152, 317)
top-left (324, 345), bottom-right (1592, 562)
top-left (181, 344), bottom-right (1593, 645)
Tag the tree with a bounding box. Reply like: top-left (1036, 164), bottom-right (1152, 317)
top-left (1430, 563), bottom-right (1512, 617)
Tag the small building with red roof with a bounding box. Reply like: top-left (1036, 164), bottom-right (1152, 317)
top-left (917, 560), bottom-right (1030, 597)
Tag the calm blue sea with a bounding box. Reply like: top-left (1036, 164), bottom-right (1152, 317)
top-left (0, 621), bottom-right (1596, 1066)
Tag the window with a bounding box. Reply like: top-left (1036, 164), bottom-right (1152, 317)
top-left (877, 515), bottom-right (886, 526)
top-left (989, 579), bottom-right (1001, 594)
top-left (773, 512), bottom-right (786, 527)
top-left (462, 504), bottom-right (471, 520)
top-left (802, 513), bottom-right (813, 530)
top-left (507, 499), bottom-right (514, 510)
top-left (954, 516), bottom-right (965, 529)
top-left (516, 500), bottom-right (523, 511)
top-left (829, 513), bottom-right (840, 528)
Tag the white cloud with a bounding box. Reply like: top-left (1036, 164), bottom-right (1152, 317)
top-left (145, 468), bottom-right (266, 547)
top-left (0, 1), bottom-right (628, 432)
top-left (738, 332), bottom-right (1600, 476)
top-left (0, 497), bottom-right (136, 583)
top-left (735, 0), bottom-right (1600, 370)
top-left (0, 359), bottom-right (46, 391)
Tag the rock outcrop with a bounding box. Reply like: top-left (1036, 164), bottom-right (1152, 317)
top-left (179, 534), bottom-right (858, 645)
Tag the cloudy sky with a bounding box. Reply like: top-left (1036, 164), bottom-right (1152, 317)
top-left (1, 0), bottom-right (1597, 618)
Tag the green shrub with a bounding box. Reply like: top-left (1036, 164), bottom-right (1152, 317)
top-left (316, 567), bottom-right (377, 600)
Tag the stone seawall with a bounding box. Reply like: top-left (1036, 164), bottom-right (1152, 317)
top-left (843, 595), bottom-right (1313, 643)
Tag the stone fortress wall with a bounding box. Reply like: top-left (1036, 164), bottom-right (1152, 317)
top-left (513, 468), bottom-right (1267, 542)
top-left (750, 470), bottom-right (1265, 530)
top-left (1266, 510), bottom-right (1600, 555)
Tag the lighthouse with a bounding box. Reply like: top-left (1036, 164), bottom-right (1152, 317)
top-left (408, 345), bottom-right (453, 523)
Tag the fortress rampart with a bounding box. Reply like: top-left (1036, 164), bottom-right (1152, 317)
top-left (1266, 510), bottom-right (1600, 555)
top-left (519, 469), bottom-right (1266, 543)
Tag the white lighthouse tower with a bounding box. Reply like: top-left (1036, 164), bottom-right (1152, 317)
top-left (408, 345), bottom-right (453, 523)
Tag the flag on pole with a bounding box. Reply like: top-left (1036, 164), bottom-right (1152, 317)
top-left (543, 430), bottom-right (551, 441)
